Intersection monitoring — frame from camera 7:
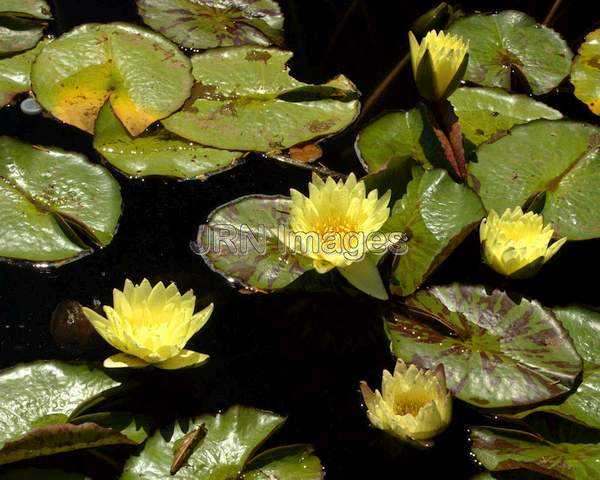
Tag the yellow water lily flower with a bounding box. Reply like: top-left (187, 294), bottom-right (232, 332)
top-left (283, 173), bottom-right (391, 300)
top-left (82, 279), bottom-right (213, 370)
top-left (480, 207), bottom-right (567, 278)
top-left (360, 360), bottom-right (452, 447)
top-left (409, 29), bottom-right (469, 102)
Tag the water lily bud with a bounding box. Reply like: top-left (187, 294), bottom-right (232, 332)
top-left (480, 207), bottom-right (567, 279)
top-left (282, 173), bottom-right (391, 300)
top-left (360, 360), bottom-right (452, 447)
top-left (82, 279), bottom-right (213, 369)
top-left (409, 29), bottom-right (469, 102)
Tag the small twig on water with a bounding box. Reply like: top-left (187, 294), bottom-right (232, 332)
top-left (543, 0), bottom-right (563, 26)
top-left (360, 53), bottom-right (410, 120)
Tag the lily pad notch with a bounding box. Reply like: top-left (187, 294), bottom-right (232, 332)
top-left (0, 137), bottom-right (122, 264)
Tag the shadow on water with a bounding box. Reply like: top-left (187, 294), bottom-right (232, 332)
top-left (1, 0), bottom-right (599, 478)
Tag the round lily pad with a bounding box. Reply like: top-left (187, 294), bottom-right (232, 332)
top-left (93, 104), bottom-right (244, 180)
top-left (469, 119), bottom-right (600, 240)
top-left (386, 284), bottom-right (582, 408)
top-left (0, 0), bottom-right (51, 55)
top-left (355, 87), bottom-right (561, 173)
top-left (121, 406), bottom-right (288, 479)
top-left (449, 10), bottom-right (572, 95)
top-left (196, 194), bottom-right (312, 291)
top-left (31, 22), bottom-right (193, 136)
top-left (449, 87), bottom-right (562, 148)
top-left (137, 0), bottom-right (284, 50)
top-left (471, 427), bottom-right (600, 480)
top-left (0, 361), bottom-right (149, 465)
top-left (0, 136), bottom-right (122, 263)
top-left (571, 28), bottom-right (600, 116)
top-left (162, 46), bottom-right (360, 152)
top-left (0, 39), bottom-right (47, 108)
top-left (380, 168), bottom-right (485, 297)
top-left (508, 306), bottom-right (600, 430)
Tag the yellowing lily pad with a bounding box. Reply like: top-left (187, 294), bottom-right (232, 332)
top-left (449, 10), bottom-right (572, 95)
top-left (137, 0), bottom-right (284, 50)
top-left (31, 23), bottom-right (193, 136)
top-left (0, 39), bottom-right (47, 108)
top-left (0, 136), bottom-right (122, 263)
top-left (0, 0), bottom-right (51, 55)
top-left (162, 46), bottom-right (360, 152)
top-left (93, 103), bottom-right (244, 179)
top-left (571, 28), bottom-right (600, 116)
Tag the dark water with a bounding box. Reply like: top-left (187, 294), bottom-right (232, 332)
top-left (1, 1), bottom-right (599, 478)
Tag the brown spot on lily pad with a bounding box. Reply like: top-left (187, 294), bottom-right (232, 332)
top-left (307, 119), bottom-right (336, 133)
top-left (245, 50), bottom-right (272, 63)
top-left (587, 55), bottom-right (600, 69)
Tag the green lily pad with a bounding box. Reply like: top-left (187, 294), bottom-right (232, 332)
top-left (244, 445), bottom-right (324, 480)
top-left (0, 468), bottom-right (90, 480)
top-left (0, 361), bottom-right (146, 464)
top-left (356, 87), bottom-right (561, 173)
top-left (137, 0), bottom-right (284, 50)
top-left (471, 427), bottom-right (600, 479)
top-left (507, 306), bottom-right (600, 430)
top-left (448, 10), bottom-right (572, 95)
top-left (469, 119), bottom-right (600, 240)
top-left (0, 0), bottom-right (51, 55)
top-left (571, 28), bottom-right (600, 116)
top-left (93, 104), bottom-right (243, 179)
top-left (385, 284), bottom-right (582, 408)
top-left (162, 46), bottom-right (360, 152)
top-left (196, 194), bottom-right (312, 291)
top-left (121, 406), bottom-right (286, 479)
top-left (0, 39), bottom-right (47, 108)
top-left (0, 136), bottom-right (122, 263)
top-left (355, 107), bottom-right (440, 172)
top-left (31, 22), bottom-right (193, 136)
top-left (449, 87), bottom-right (563, 149)
top-left (380, 168), bottom-right (485, 297)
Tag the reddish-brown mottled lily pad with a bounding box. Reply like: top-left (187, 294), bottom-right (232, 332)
top-left (137, 0), bottom-right (284, 50)
top-left (195, 195), bottom-right (312, 291)
top-left (385, 284), bottom-right (582, 408)
top-left (506, 306), bottom-right (600, 430)
top-left (31, 22), bottom-right (193, 136)
top-left (471, 427), bottom-right (600, 479)
top-left (162, 46), bottom-right (360, 152)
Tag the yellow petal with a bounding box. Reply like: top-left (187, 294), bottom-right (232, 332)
top-left (337, 258), bottom-right (389, 300)
top-left (185, 303), bottom-right (214, 342)
top-left (104, 353), bottom-right (149, 369)
top-left (154, 350), bottom-right (210, 370)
